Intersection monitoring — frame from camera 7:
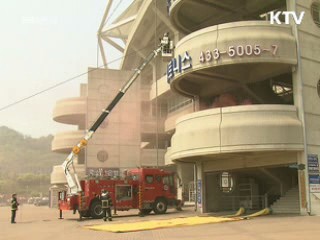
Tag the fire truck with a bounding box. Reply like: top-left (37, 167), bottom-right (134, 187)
top-left (58, 34), bottom-right (179, 219)
top-left (58, 168), bottom-right (181, 218)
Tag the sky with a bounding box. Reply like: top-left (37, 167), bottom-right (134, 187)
top-left (0, 0), bottom-right (132, 138)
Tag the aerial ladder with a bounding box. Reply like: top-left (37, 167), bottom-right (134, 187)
top-left (62, 33), bottom-right (174, 194)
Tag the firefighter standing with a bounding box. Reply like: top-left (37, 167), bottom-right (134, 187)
top-left (100, 190), bottom-right (113, 221)
top-left (11, 193), bottom-right (19, 224)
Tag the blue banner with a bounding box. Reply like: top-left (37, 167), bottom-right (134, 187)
top-left (197, 180), bottom-right (201, 204)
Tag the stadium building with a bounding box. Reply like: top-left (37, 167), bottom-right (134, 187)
top-left (50, 0), bottom-right (320, 215)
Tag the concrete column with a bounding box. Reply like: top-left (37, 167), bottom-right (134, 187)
top-left (49, 185), bottom-right (66, 208)
top-left (288, 0), bottom-right (311, 215)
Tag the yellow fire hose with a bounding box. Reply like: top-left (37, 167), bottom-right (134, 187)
top-left (85, 208), bottom-right (270, 233)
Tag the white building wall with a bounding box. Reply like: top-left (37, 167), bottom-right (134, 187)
top-left (86, 68), bottom-right (141, 174)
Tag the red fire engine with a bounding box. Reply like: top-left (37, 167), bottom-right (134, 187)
top-left (58, 34), bottom-right (177, 219)
top-left (58, 168), bottom-right (181, 219)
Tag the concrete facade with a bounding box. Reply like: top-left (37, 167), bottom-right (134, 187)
top-left (51, 67), bottom-right (166, 172)
top-left (162, 0), bottom-right (320, 215)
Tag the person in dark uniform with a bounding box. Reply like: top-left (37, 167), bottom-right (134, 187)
top-left (100, 190), bottom-right (113, 221)
top-left (11, 193), bottom-right (19, 224)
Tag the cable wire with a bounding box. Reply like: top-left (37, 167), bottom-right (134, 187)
top-left (0, 44), bottom-right (153, 113)
top-left (2, 1), bottom-right (285, 113)
top-left (0, 0), bottom-right (135, 113)
top-left (105, 0), bottom-right (124, 26)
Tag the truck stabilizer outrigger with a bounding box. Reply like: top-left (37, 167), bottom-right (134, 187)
top-left (62, 33), bottom-right (174, 194)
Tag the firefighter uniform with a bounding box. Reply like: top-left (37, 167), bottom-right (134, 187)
top-left (11, 194), bottom-right (19, 224)
top-left (100, 190), bottom-right (113, 221)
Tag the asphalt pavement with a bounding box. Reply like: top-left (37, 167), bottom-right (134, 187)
top-left (1, 204), bottom-right (320, 240)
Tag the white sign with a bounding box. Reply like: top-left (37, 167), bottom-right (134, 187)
top-left (270, 11), bottom-right (305, 25)
top-left (310, 184), bottom-right (320, 193)
top-left (309, 174), bottom-right (320, 193)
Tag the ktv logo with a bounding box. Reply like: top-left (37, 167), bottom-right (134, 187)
top-left (269, 11), bottom-right (305, 25)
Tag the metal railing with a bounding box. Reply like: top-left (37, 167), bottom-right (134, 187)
top-left (181, 182), bottom-right (196, 202)
top-left (220, 194), bottom-right (269, 211)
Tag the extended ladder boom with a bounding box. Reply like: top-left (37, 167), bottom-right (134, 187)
top-left (62, 34), bottom-right (173, 194)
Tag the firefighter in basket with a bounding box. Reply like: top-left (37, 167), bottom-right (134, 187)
top-left (100, 190), bottom-right (113, 221)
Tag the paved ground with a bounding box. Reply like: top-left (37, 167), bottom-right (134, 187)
top-left (1, 204), bottom-right (320, 240)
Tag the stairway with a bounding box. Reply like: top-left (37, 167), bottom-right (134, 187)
top-left (270, 186), bottom-right (300, 214)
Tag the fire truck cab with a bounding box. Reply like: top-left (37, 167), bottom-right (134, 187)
top-left (58, 168), bottom-right (181, 219)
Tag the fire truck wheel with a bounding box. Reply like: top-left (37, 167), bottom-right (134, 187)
top-left (140, 209), bottom-right (152, 215)
top-left (79, 210), bottom-right (90, 218)
top-left (90, 201), bottom-right (103, 219)
top-left (153, 198), bottom-right (167, 214)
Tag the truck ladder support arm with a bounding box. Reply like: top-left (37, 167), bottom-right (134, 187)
top-left (61, 40), bottom-right (169, 194)
top-left (89, 48), bottom-right (161, 132)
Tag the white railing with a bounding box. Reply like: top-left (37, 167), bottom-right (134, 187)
top-left (220, 194), bottom-right (269, 211)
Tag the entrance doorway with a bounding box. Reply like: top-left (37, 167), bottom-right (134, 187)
top-left (205, 166), bottom-right (298, 212)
